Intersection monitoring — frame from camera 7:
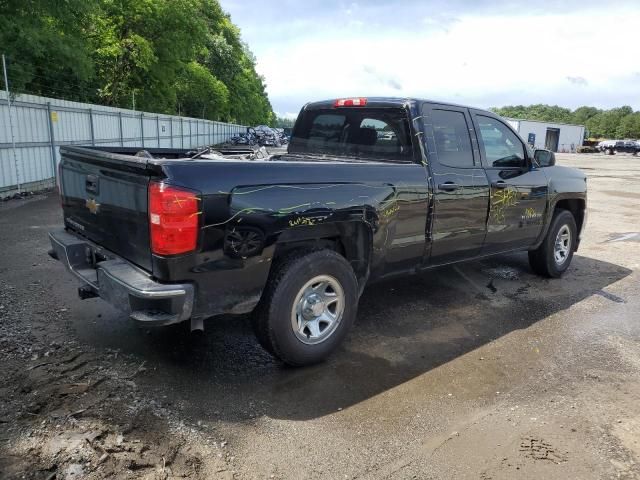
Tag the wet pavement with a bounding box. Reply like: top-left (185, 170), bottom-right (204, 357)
top-left (1, 152), bottom-right (639, 479)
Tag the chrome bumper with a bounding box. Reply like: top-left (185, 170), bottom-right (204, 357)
top-left (49, 229), bottom-right (194, 326)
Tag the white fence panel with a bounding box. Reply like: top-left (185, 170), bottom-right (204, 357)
top-left (13, 104), bottom-right (49, 143)
top-left (121, 114), bottom-right (141, 144)
top-left (0, 91), bottom-right (247, 194)
top-left (93, 111), bottom-right (120, 144)
top-left (54, 109), bottom-right (91, 143)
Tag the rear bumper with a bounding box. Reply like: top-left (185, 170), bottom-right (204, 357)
top-left (49, 229), bottom-right (194, 326)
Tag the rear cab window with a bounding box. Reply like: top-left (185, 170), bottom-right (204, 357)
top-left (431, 109), bottom-right (474, 168)
top-left (289, 107), bottom-right (414, 162)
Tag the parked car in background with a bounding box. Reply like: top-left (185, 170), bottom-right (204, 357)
top-left (597, 140), bottom-right (623, 155)
top-left (624, 141), bottom-right (640, 155)
top-left (597, 140), bottom-right (640, 155)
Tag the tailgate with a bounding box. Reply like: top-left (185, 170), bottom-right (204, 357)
top-left (58, 146), bottom-right (157, 271)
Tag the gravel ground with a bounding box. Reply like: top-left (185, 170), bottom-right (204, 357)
top-left (0, 152), bottom-right (639, 479)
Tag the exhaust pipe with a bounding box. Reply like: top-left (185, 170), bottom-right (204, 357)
top-left (78, 285), bottom-right (98, 300)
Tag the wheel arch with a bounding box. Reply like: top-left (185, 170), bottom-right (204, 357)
top-left (532, 194), bottom-right (586, 251)
top-left (554, 198), bottom-right (586, 239)
top-left (273, 221), bottom-right (373, 288)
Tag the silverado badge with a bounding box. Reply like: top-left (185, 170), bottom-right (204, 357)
top-left (86, 198), bottom-right (100, 214)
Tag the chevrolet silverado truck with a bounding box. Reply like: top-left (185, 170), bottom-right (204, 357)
top-left (49, 97), bottom-right (587, 366)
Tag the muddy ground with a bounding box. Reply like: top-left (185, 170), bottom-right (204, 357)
top-left (0, 152), bottom-right (639, 479)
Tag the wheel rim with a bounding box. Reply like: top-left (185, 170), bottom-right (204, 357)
top-left (291, 275), bottom-right (345, 345)
top-left (554, 225), bottom-right (571, 266)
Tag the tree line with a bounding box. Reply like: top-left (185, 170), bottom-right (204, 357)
top-left (0, 0), bottom-right (275, 125)
top-left (491, 104), bottom-right (640, 140)
top-left (275, 117), bottom-right (296, 128)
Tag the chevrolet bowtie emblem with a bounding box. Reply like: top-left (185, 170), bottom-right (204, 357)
top-left (86, 198), bottom-right (100, 214)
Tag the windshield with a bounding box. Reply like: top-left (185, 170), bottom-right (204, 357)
top-left (289, 107), bottom-right (414, 162)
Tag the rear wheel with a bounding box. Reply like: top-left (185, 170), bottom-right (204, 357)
top-left (252, 249), bottom-right (358, 366)
top-left (528, 209), bottom-right (577, 278)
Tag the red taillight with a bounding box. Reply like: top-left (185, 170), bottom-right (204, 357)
top-left (334, 97), bottom-right (367, 107)
top-left (148, 181), bottom-right (200, 256)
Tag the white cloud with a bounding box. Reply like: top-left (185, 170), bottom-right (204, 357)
top-left (275, 111), bottom-right (300, 120)
top-left (252, 6), bottom-right (639, 114)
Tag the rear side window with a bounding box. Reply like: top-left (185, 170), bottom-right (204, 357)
top-left (289, 107), bottom-right (413, 162)
top-left (307, 114), bottom-right (346, 141)
top-left (476, 116), bottom-right (526, 168)
top-left (431, 109), bottom-right (474, 168)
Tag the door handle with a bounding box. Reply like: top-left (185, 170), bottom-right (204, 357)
top-left (492, 181), bottom-right (508, 189)
top-left (437, 182), bottom-right (460, 192)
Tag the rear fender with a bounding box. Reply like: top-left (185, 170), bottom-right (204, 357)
top-left (275, 221), bottom-right (374, 291)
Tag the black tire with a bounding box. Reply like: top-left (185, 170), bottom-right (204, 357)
top-left (528, 209), bottom-right (577, 278)
top-left (252, 249), bottom-right (358, 366)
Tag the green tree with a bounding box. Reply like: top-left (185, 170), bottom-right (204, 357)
top-left (88, 0), bottom-right (208, 112)
top-left (1, 0), bottom-right (275, 124)
top-left (493, 104), bottom-right (640, 139)
top-left (572, 106), bottom-right (601, 125)
top-left (616, 113), bottom-right (640, 139)
top-left (0, 0), bottom-right (97, 100)
top-left (195, 3), bottom-right (274, 124)
top-left (276, 117), bottom-right (296, 128)
top-left (585, 113), bottom-right (606, 138)
top-left (492, 104), bottom-right (573, 123)
top-left (176, 61), bottom-right (228, 119)
top-left (587, 107), bottom-right (634, 138)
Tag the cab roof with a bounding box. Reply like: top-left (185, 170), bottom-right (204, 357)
top-left (303, 97), bottom-right (494, 116)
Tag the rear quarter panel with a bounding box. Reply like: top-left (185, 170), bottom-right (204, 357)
top-left (156, 160), bottom-right (430, 318)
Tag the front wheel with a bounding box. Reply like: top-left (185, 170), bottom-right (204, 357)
top-left (528, 209), bottom-right (577, 278)
top-left (252, 250), bottom-right (358, 366)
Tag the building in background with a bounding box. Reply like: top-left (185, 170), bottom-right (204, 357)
top-left (506, 118), bottom-right (585, 153)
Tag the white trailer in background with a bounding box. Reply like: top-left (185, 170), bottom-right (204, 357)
top-left (506, 118), bottom-right (585, 153)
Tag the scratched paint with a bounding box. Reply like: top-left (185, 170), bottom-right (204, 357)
top-left (288, 216), bottom-right (318, 227)
top-left (202, 182), bottom-right (427, 235)
top-left (381, 203), bottom-right (400, 219)
top-left (490, 187), bottom-right (518, 224)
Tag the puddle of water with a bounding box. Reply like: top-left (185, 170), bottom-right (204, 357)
top-left (482, 266), bottom-right (521, 281)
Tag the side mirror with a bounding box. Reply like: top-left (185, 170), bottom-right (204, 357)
top-left (534, 149), bottom-right (556, 167)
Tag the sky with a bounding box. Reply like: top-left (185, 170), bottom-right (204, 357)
top-left (220, 0), bottom-right (640, 119)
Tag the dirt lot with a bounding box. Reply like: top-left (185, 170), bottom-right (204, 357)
top-left (1, 152), bottom-right (639, 479)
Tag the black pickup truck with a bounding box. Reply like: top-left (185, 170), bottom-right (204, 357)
top-left (597, 140), bottom-right (640, 155)
top-left (50, 97), bottom-right (587, 366)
